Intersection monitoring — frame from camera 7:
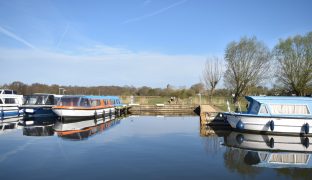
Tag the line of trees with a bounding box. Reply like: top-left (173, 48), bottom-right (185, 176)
top-left (0, 81), bottom-right (210, 98)
top-left (203, 31), bottom-right (312, 103)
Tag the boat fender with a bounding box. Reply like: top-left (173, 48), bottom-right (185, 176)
top-left (102, 110), bottom-right (105, 119)
top-left (269, 137), bottom-right (274, 148)
top-left (269, 120), bottom-right (274, 131)
top-left (236, 134), bottom-right (244, 144)
top-left (109, 109), bottom-right (112, 117)
top-left (303, 137), bottom-right (310, 148)
top-left (236, 120), bottom-right (244, 130)
top-left (94, 111), bottom-right (97, 124)
top-left (1, 108), bottom-right (4, 120)
top-left (304, 123), bottom-right (309, 134)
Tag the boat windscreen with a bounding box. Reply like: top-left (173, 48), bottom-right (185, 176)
top-left (24, 95), bottom-right (48, 105)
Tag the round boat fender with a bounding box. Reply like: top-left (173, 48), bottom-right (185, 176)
top-left (304, 123), bottom-right (309, 134)
top-left (236, 120), bottom-right (244, 130)
top-left (269, 137), bottom-right (274, 148)
top-left (236, 134), bottom-right (244, 144)
top-left (1, 108), bottom-right (4, 120)
top-left (303, 137), bottom-right (310, 148)
top-left (269, 120), bottom-right (274, 131)
top-left (94, 111), bottom-right (97, 124)
top-left (102, 110), bottom-right (105, 120)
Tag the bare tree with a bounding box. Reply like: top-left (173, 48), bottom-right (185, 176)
top-left (224, 37), bottom-right (271, 103)
top-left (274, 32), bottom-right (312, 96)
top-left (202, 57), bottom-right (223, 96)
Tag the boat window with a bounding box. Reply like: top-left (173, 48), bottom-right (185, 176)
top-left (35, 96), bottom-right (47, 105)
top-left (4, 98), bottom-right (17, 104)
top-left (45, 95), bottom-right (54, 105)
top-left (24, 96), bottom-right (37, 105)
top-left (13, 90), bottom-right (17, 94)
top-left (258, 105), bottom-right (268, 114)
top-left (269, 104), bottom-right (310, 115)
top-left (90, 99), bottom-right (101, 106)
top-left (0, 99), bottom-right (3, 104)
top-left (58, 97), bottom-right (80, 106)
top-left (80, 98), bottom-right (90, 107)
top-left (54, 97), bottom-right (60, 105)
top-left (4, 90), bottom-right (12, 94)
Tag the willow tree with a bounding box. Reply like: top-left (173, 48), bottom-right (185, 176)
top-left (224, 37), bottom-right (271, 103)
top-left (274, 32), bottom-right (312, 96)
top-left (202, 57), bottom-right (223, 96)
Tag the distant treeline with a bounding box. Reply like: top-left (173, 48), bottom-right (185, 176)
top-left (0, 81), bottom-right (294, 98)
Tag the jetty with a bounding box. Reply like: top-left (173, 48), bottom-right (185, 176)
top-left (199, 104), bottom-right (230, 126)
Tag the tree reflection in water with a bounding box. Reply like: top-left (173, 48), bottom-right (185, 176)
top-left (223, 148), bottom-right (262, 177)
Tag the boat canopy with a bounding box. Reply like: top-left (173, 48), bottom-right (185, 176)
top-left (58, 95), bottom-right (123, 107)
top-left (245, 96), bottom-right (312, 116)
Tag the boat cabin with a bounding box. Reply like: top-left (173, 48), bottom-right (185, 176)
top-left (57, 95), bottom-right (122, 108)
top-left (245, 96), bottom-right (312, 116)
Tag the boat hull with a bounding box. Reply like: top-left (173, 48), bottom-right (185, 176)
top-left (21, 105), bottom-right (56, 118)
top-left (225, 113), bottom-right (312, 135)
top-left (52, 107), bottom-right (115, 123)
top-left (1, 106), bottom-right (23, 120)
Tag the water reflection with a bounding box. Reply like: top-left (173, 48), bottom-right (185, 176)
top-left (0, 119), bottom-right (20, 134)
top-left (223, 131), bottom-right (312, 168)
top-left (54, 118), bottom-right (121, 140)
top-left (15, 114), bottom-right (121, 139)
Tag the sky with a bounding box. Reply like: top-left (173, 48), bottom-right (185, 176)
top-left (0, 0), bottom-right (311, 88)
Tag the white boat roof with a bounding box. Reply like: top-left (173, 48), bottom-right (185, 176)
top-left (246, 96), bottom-right (312, 104)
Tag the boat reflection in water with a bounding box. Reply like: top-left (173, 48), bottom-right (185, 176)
top-left (223, 131), bottom-right (312, 168)
top-left (20, 117), bottom-right (56, 136)
top-left (0, 119), bottom-right (21, 134)
top-left (54, 116), bottom-right (120, 140)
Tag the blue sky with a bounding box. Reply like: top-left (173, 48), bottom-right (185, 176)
top-left (0, 0), bottom-right (311, 88)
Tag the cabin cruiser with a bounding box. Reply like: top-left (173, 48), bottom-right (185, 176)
top-left (223, 131), bottom-right (312, 168)
top-left (224, 96), bottom-right (312, 135)
top-left (0, 89), bottom-right (23, 120)
top-left (21, 93), bottom-right (62, 117)
top-left (52, 95), bottom-right (122, 122)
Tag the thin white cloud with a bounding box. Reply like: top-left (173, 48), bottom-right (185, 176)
top-left (56, 24), bottom-right (69, 48)
top-left (0, 25), bottom-right (36, 50)
top-left (0, 45), bottom-right (207, 87)
top-left (123, 0), bottom-right (187, 24)
top-left (80, 44), bottom-right (132, 55)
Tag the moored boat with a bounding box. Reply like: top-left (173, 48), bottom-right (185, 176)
top-left (21, 93), bottom-right (62, 117)
top-left (224, 96), bottom-right (312, 135)
top-left (52, 95), bottom-right (121, 122)
top-left (0, 89), bottom-right (23, 120)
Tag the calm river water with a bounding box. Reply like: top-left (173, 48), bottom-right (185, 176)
top-left (0, 116), bottom-right (311, 180)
